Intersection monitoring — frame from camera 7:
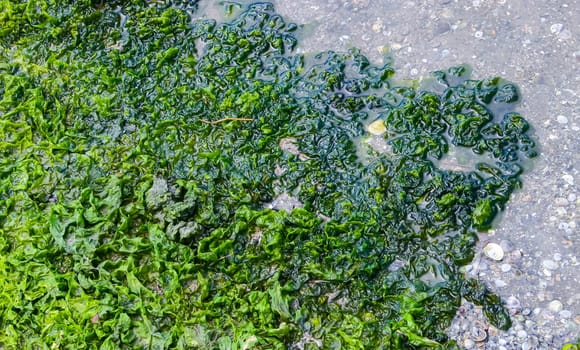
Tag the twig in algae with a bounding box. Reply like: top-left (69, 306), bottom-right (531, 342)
top-left (200, 117), bottom-right (254, 124)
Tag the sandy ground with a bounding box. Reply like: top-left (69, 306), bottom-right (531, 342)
top-left (200, 1), bottom-right (579, 348)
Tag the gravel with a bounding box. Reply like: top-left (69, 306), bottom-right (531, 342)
top-left (201, 0), bottom-right (579, 348)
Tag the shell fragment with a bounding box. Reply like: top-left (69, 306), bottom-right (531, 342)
top-left (483, 242), bottom-right (504, 261)
top-left (368, 120), bottom-right (387, 135)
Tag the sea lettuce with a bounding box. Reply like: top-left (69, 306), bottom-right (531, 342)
top-left (0, 1), bottom-right (536, 348)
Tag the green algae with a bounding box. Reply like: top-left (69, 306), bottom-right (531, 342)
top-left (0, 1), bottom-right (537, 348)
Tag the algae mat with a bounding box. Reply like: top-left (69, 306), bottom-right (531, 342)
top-left (0, 1), bottom-right (538, 348)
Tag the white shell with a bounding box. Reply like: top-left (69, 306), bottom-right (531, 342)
top-left (483, 243), bottom-right (504, 261)
top-left (368, 120), bottom-right (386, 135)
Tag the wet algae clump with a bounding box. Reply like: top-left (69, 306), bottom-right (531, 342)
top-left (0, 1), bottom-right (537, 349)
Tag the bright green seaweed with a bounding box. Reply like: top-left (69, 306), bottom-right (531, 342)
top-left (0, 1), bottom-right (537, 348)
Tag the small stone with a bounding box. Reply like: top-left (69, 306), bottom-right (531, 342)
top-left (371, 18), bottom-right (384, 33)
top-left (509, 249), bottom-right (523, 261)
top-left (494, 279), bottom-right (506, 287)
top-left (483, 243), bottom-right (504, 261)
top-left (501, 263), bottom-right (512, 272)
top-left (463, 339), bottom-right (475, 349)
top-left (542, 259), bottom-right (558, 270)
top-left (553, 253), bottom-right (562, 261)
top-left (265, 193), bottom-right (303, 213)
top-left (568, 193), bottom-right (577, 202)
top-left (548, 300), bottom-right (563, 312)
top-left (554, 197), bottom-right (569, 206)
top-left (562, 174), bottom-right (574, 185)
top-left (279, 137), bottom-right (301, 155)
top-left (499, 239), bottom-right (514, 253)
top-left (506, 296), bottom-right (521, 310)
top-left (550, 23), bottom-right (564, 34)
top-left (556, 115), bottom-right (568, 124)
top-left (390, 43), bottom-right (402, 51)
top-left (559, 29), bottom-right (572, 40)
top-left (537, 292), bottom-right (547, 301)
top-left (517, 330), bottom-right (528, 338)
top-left (471, 326), bottom-right (487, 341)
top-left (434, 21), bottom-right (451, 35)
top-left (376, 45), bottom-right (388, 54)
top-left (559, 310), bottom-right (572, 318)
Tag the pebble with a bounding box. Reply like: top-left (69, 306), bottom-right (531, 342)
top-left (509, 249), bottom-right (523, 261)
top-left (562, 174), bottom-right (574, 185)
top-left (471, 326), bottom-right (487, 341)
top-left (390, 43), bottom-right (402, 51)
top-left (556, 115), bottom-right (568, 124)
top-left (542, 259), bottom-right (558, 270)
top-left (506, 296), bottom-right (521, 310)
top-left (434, 21), bottom-right (450, 35)
top-left (265, 193), bottom-right (303, 213)
top-left (501, 263), bottom-right (512, 272)
top-left (558, 29), bottom-right (572, 40)
top-left (517, 330), bottom-right (528, 338)
top-left (463, 339), bottom-right (475, 349)
top-left (500, 239), bottom-right (514, 253)
top-left (371, 18), bottom-right (384, 33)
top-left (559, 310), bottom-right (572, 319)
top-left (548, 300), bottom-right (563, 312)
top-left (550, 23), bottom-right (564, 34)
top-left (495, 279), bottom-right (507, 288)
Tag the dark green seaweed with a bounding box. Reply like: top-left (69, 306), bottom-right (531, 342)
top-left (0, 1), bottom-right (537, 348)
